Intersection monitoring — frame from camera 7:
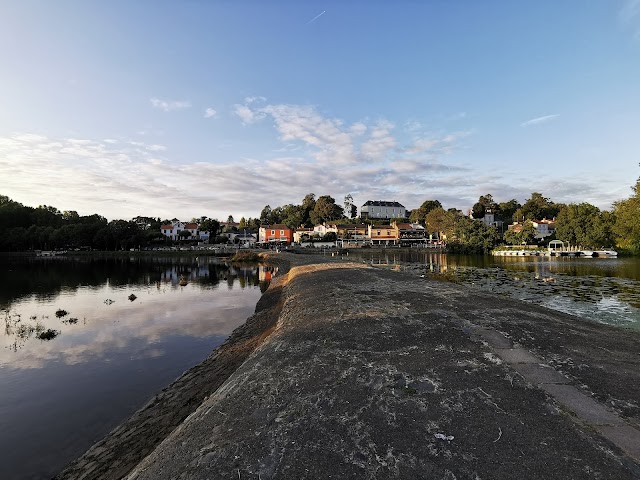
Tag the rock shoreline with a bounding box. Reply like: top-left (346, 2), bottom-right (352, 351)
top-left (56, 253), bottom-right (640, 479)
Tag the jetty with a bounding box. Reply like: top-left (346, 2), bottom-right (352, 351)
top-left (493, 240), bottom-right (618, 258)
top-left (56, 254), bottom-right (640, 479)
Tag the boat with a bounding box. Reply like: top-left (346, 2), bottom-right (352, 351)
top-left (581, 250), bottom-right (594, 257)
top-left (593, 250), bottom-right (618, 258)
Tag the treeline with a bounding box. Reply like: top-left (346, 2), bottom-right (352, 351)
top-left (410, 178), bottom-right (640, 255)
top-left (2, 175), bottom-right (638, 254)
top-left (257, 193), bottom-right (352, 228)
top-left (0, 196), bottom-right (158, 251)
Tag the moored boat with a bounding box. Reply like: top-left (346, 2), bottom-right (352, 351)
top-left (593, 250), bottom-right (618, 258)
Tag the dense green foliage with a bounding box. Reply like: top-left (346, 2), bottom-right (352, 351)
top-left (613, 178), bottom-right (640, 254)
top-left (447, 216), bottom-right (500, 254)
top-left (0, 195), bottom-right (176, 251)
top-left (513, 192), bottom-right (563, 222)
top-left (503, 220), bottom-right (537, 245)
top-left (409, 200), bottom-right (442, 224)
top-left (555, 203), bottom-right (615, 247)
top-left (260, 193), bottom-right (349, 228)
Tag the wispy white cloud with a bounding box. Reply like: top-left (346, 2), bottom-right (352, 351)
top-left (0, 97), bottom-right (623, 222)
top-left (233, 104), bottom-right (265, 125)
top-left (204, 107), bottom-right (217, 118)
top-left (146, 144), bottom-right (167, 152)
top-left (150, 97), bottom-right (191, 112)
top-left (520, 114), bottom-right (559, 127)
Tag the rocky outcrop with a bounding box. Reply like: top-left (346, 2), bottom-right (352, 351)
top-left (122, 260), bottom-right (639, 479)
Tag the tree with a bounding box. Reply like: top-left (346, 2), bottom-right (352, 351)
top-left (199, 219), bottom-right (220, 239)
top-left (311, 196), bottom-right (344, 225)
top-left (447, 216), bottom-right (499, 254)
top-left (239, 217), bottom-right (247, 229)
top-left (409, 200), bottom-right (442, 224)
top-left (425, 208), bottom-right (456, 239)
top-left (471, 194), bottom-right (498, 219)
top-left (498, 199), bottom-right (521, 224)
top-left (62, 210), bottom-right (80, 222)
top-left (613, 178), bottom-right (640, 253)
top-left (227, 215), bottom-right (234, 224)
top-left (301, 193), bottom-right (316, 226)
top-left (503, 221), bottom-right (537, 245)
top-left (260, 205), bottom-right (273, 225)
top-left (513, 192), bottom-right (560, 221)
top-left (556, 203), bottom-right (615, 247)
top-left (281, 204), bottom-right (304, 229)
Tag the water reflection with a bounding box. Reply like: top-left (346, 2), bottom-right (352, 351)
top-left (0, 256), bottom-right (270, 480)
top-left (0, 259), bottom-right (275, 360)
top-left (346, 251), bottom-right (640, 330)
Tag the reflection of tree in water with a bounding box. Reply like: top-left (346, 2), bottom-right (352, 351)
top-left (0, 256), bottom-right (268, 309)
top-left (1, 256), bottom-right (273, 348)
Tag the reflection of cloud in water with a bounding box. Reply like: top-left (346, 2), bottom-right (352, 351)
top-left (1, 284), bottom-right (262, 370)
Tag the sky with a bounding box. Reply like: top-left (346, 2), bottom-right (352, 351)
top-left (1, 0), bottom-right (639, 221)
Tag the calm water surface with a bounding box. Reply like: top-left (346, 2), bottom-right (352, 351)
top-left (347, 250), bottom-right (640, 330)
top-left (0, 255), bottom-right (272, 480)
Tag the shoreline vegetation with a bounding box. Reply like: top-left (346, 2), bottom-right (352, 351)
top-left (1, 181), bottom-right (639, 257)
top-left (54, 253), bottom-right (640, 479)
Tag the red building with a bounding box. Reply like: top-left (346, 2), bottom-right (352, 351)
top-left (259, 224), bottom-right (293, 245)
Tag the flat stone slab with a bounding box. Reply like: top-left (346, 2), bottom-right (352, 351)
top-left (511, 362), bottom-right (571, 385)
top-left (474, 327), bottom-right (513, 348)
top-left (494, 347), bottom-right (540, 364)
top-left (597, 425), bottom-right (640, 461)
top-left (540, 384), bottom-right (625, 426)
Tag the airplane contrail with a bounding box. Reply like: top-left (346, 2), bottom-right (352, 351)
top-left (306, 10), bottom-right (326, 24)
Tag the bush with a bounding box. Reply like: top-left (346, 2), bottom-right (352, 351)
top-left (230, 251), bottom-right (261, 263)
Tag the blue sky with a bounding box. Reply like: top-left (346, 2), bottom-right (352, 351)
top-left (1, 1), bottom-right (639, 221)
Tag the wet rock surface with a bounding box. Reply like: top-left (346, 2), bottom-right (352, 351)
top-left (125, 258), bottom-right (639, 479)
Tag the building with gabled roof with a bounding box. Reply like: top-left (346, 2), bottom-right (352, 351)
top-left (360, 201), bottom-right (406, 220)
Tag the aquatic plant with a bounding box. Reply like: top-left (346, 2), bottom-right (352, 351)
top-left (63, 317), bottom-right (78, 325)
top-left (128, 294), bottom-right (137, 301)
top-left (230, 251), bottom-right (261, 263)
top-left (36, 329), bottom-right (60, 341)
top-left (55, 309), bottom-right (68, 318)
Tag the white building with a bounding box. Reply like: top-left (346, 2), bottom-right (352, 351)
top-left (313, 223), bottom-right (338, 237)
top-left (160, 221), bottom-right (208, 241)
top-left (531, 219), bottom-right (556, 239)
top-left (360, 201), bottom-right (406, 220)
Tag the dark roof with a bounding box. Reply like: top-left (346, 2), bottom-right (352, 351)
top-left (261, 224), bottom-right (291, 230)
top-left (362, 200), bottom-right (405, 208)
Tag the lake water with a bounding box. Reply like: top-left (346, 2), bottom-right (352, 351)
top-left (346, 250), bottom-right (640, 331)
top-left (0, 255), bottom-right (270, 480)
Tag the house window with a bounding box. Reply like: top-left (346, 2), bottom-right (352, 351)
top-left (271, 230), bottom-right (275, 235)
top-left (280, 230), bottom-right (284, 235)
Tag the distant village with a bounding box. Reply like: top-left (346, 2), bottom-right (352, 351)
top-left (2, 182), bottom-right (637, 254)
top-left (158, 200), bottom-right (556, 249)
